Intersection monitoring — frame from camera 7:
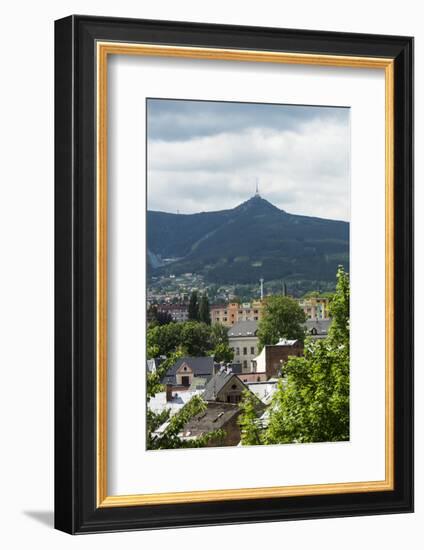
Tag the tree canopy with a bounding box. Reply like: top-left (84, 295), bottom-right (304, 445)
top-left (257, 295), bottom-right (306, 350)
top-left (147, 320), bottom-right (233, 363)
top-left (265, 266), bottom-right (350, 444)
top-left (238, 266), bottom-right (350, 446)
top-left (199, 293), bottom-right (211, 325)
top-left (188, 291), bottom-right (199, 321)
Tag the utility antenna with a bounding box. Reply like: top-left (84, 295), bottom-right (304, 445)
top-left (260, 278), bottom-right (264, 301)
top-left (255, 177), bottom-right (260, 197)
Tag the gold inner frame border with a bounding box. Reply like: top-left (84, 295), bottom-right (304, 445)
top-left (96, 42), bottom-right (395, 508)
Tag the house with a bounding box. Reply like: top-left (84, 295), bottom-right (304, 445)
top-left (203, 367), bottom-right (249, 404)
top-left (252, 338), bottom-right (304, 378)
top-left (161, 356), bottom-right (216, 389)
top-left (228, 320), bottom-right (259, 372)
top-left (305, 318), bottom-right (332, 339)
top-left (179, 402), bottom-right (242, 446)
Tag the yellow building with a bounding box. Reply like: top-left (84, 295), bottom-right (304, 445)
top-left (211, 300), bottom-right (264, 326)
top-left (298, 296), bottom-right (330, 320)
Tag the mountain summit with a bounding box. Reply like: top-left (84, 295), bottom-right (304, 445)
top-left (147, 194), bottom-right (349, 286)
top-left (233, 194), bottom-right (283, 215)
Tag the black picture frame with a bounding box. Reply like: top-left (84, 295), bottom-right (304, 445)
top-left (55, 15), bottom-right (414, 534)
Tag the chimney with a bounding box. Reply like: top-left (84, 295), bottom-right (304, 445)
top-left (165, 384), bottom-right (173, 402)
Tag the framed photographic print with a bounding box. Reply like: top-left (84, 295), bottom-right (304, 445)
top-left (54, 15), bottom-right (414, 534)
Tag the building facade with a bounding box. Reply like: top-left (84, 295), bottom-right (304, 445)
top-left (211, 300), bottom-right (264, 327)
top-left (228, 320), bottom-right (259, 372)
top-left (252, 338), bottom-right (304, 378)
top-left (297, 296), bottom-right (330, 320)
top-left (156, 303), bottom-right (189, 322)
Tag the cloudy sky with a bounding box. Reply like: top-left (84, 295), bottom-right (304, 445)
top-left (147, 99), bottom-right (350, 221)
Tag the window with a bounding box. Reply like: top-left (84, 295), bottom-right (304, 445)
top-left (243, 347), bottom-right (247, 355)
top-left (243, 360), bottom-right (248, 368)
top-left (230, 347), bottom-right (234, 353)
top-left (223, 317), bottom-right (227, 322)
top-left (227, 394), bottom-right (241, 404)
top-left (250, 347), bottom-right (255, 355)
top-left (254, 309), bottom-right (258, 314)
top-left (181, 376), bottom-right (190, 386)
top-left (236, 347), bottom-right (240, 355)
top-left (254, 316), bottom-right (258, 321)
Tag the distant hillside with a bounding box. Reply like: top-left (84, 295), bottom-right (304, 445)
top-left (147, 195), bottom-right (349, 285)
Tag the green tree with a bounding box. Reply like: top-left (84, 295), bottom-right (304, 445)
top-left (180, 321), bottom-right (212, 356)
top-left (146, 322), bottom-right (183, 357)
top-left (199, 293), bottom-right (211, 325)
top-left (211, 342), bottom-right (234, 363)
top-left (147, 320), bottom-right (219, 358)
top-left (265, 266), bottom-right (350, 444)
top-left (188, 291), bottom-right (199, 321)
top-left (327, 266), bottom-right (350, 345)
top-left (210, 322), bottom-right (229, 348)
top-left (257, 295), bottom-right (306, 350)
top-left (147, 305), bottom-right (173, 327)
top-left (238, 389), bottom-right (263, 445)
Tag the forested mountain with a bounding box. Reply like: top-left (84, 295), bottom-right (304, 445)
top-left (147, 195), bottom-right (349, 285)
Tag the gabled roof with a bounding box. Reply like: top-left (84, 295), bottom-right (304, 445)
top-left (228, 320), bottom-right (259, 338)
top-left (203, 368), bottom-right (247, 401)
top-left (162, 356), bottom-right (215, 385)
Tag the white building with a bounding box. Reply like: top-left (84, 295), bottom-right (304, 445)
top-left (228, 320), bottom-right (259, 372)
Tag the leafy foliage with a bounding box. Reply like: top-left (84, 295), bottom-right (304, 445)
top-left (264, 266), bottom-right (350, 444)
top-left (238, 389), bottom-right (264, 446)
top-left (212, 343), bottom-right (234, 363)
top-left (147, 320), bottom-right (233, 363)
top-left (199, 293), bottom-right (211, 325)
top-left (257, 295), bottom-right (307, 350)
top-left (147, 305), bottom-right (173, 327)
top-left (188, 291), bottom-right (199, 321)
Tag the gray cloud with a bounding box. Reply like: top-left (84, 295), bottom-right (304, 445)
top-left (147, 99), bottom-right (350, 221)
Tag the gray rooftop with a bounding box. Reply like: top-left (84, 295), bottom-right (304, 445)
top-left (162, 356), bottom-right (216, 385)
top-left (305, 319), bottom-right (332, 335)
top-left (202, 368), bottom-right (245, 401)
top-left (180, 402), bottom-right (240, 436)
top-left (228, 320), bottom-right (259, 338)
